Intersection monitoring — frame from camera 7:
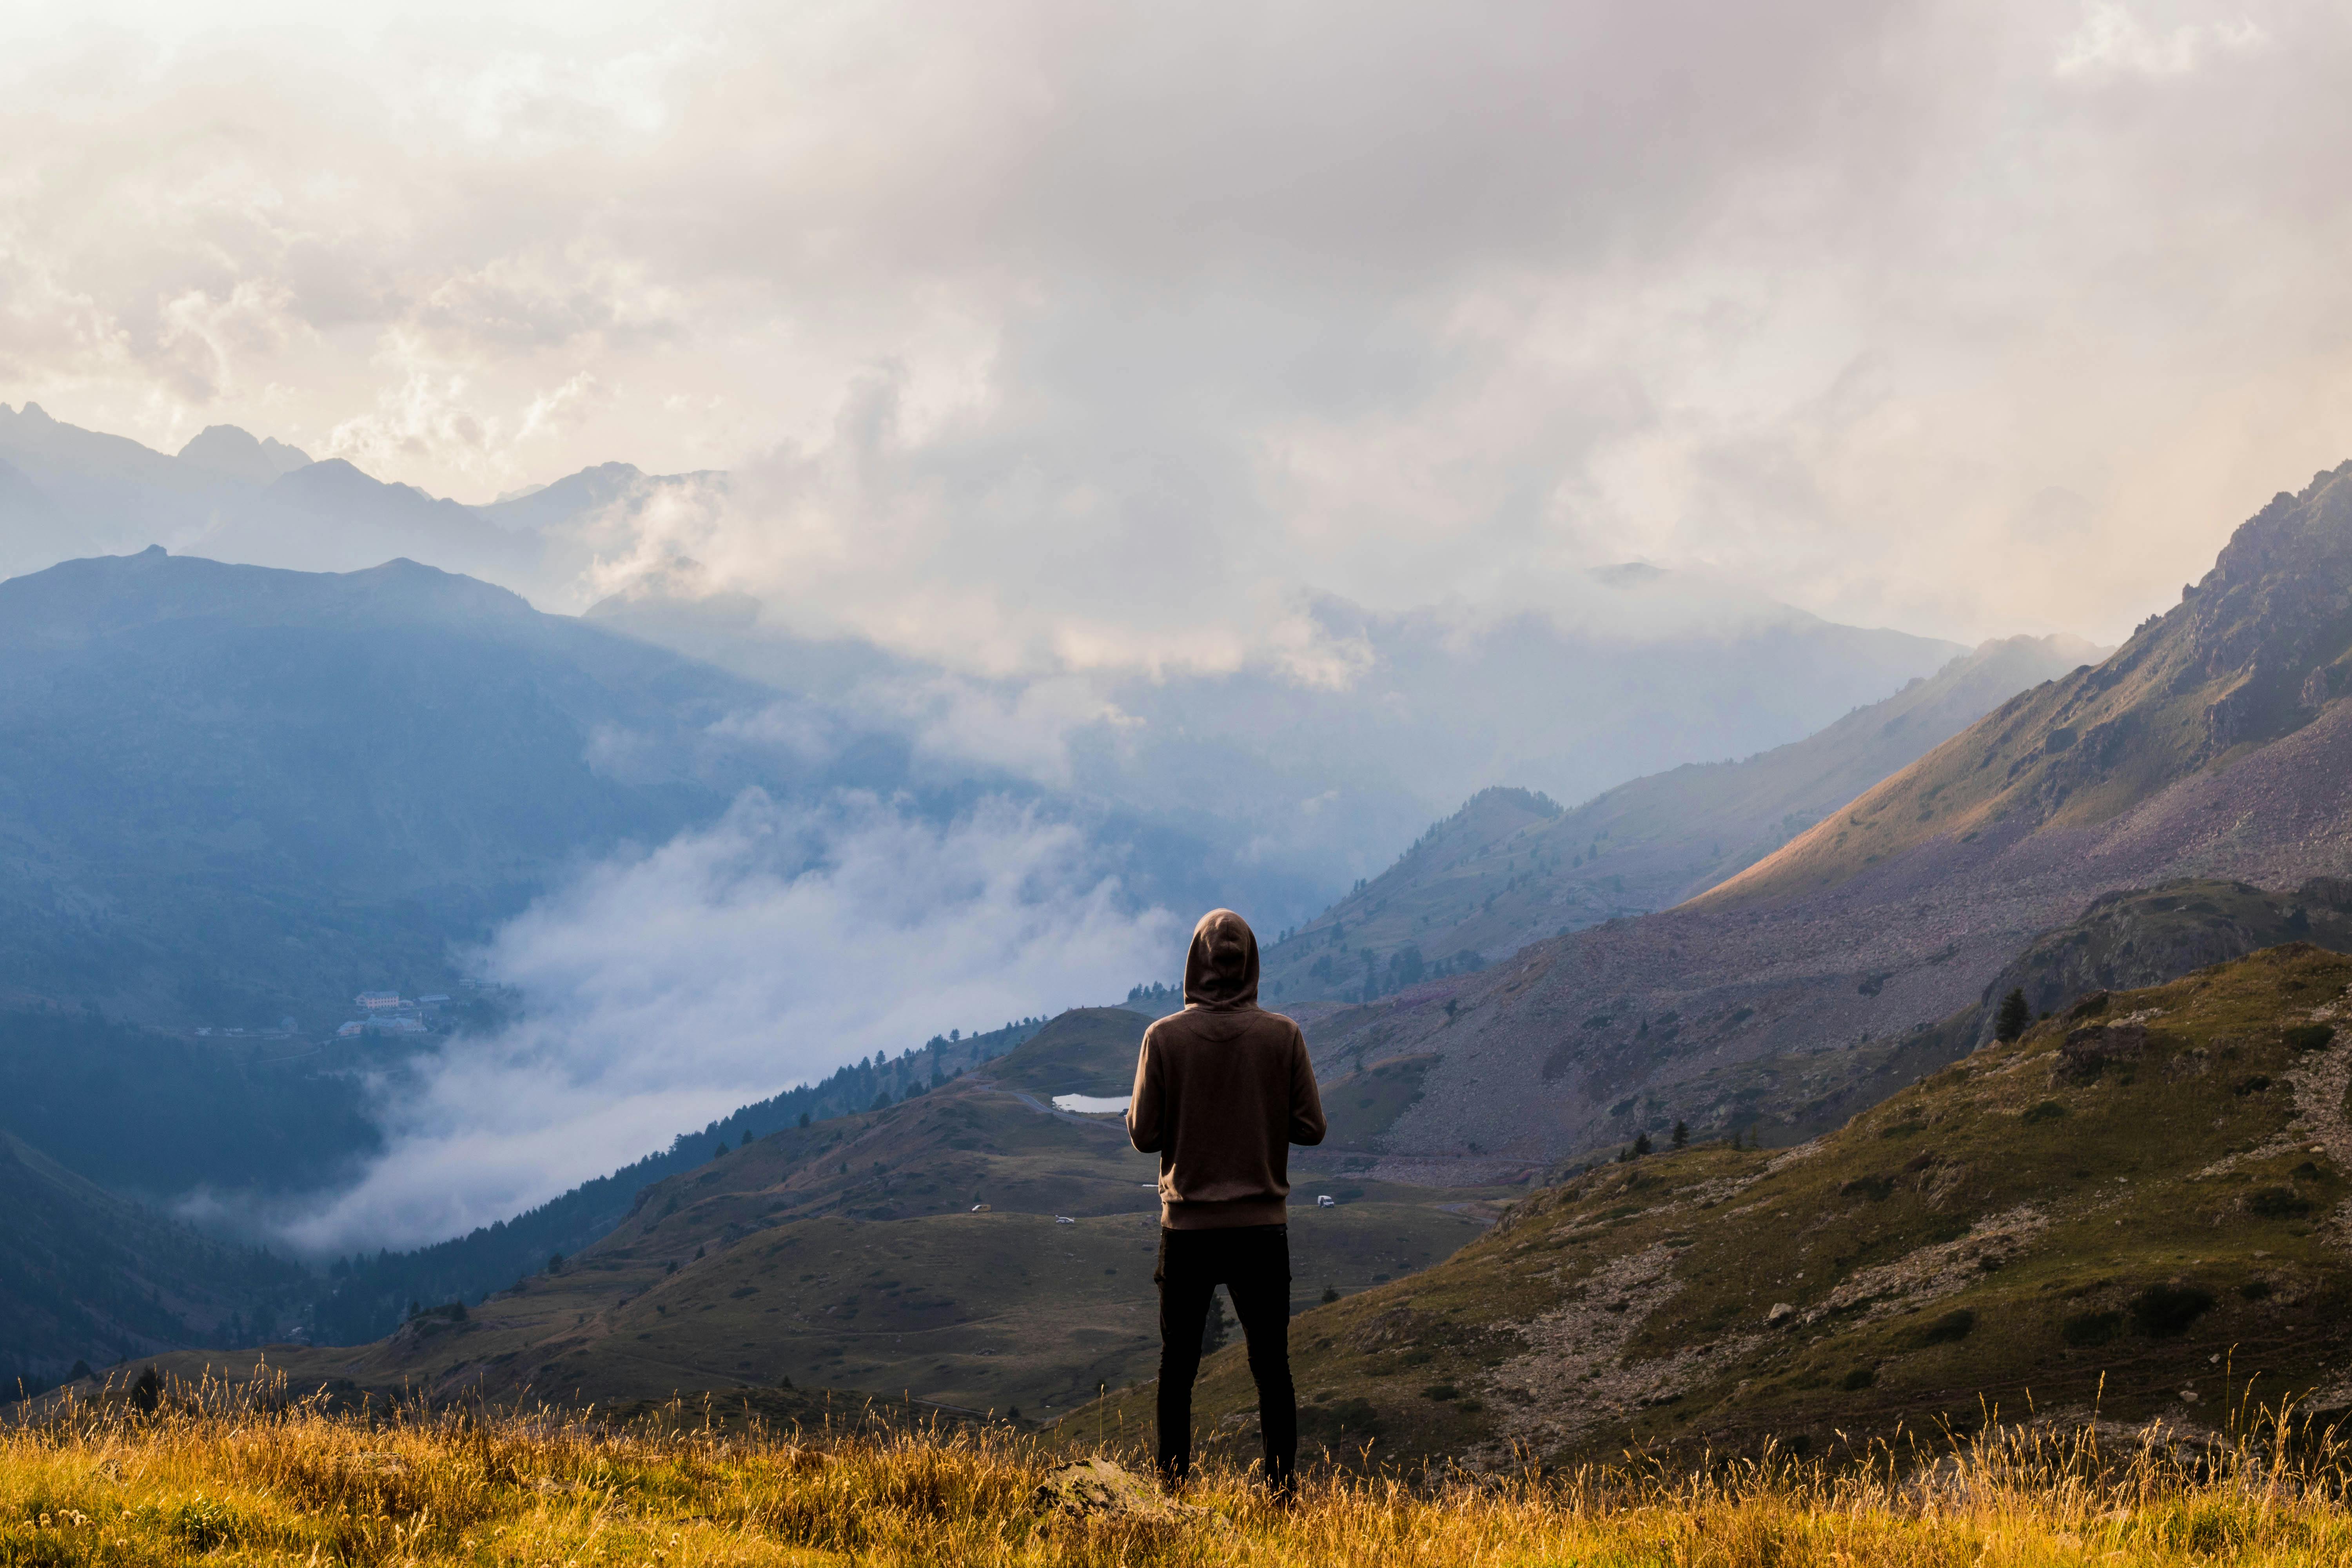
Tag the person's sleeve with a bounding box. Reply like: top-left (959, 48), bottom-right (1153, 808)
top-left (1127, 1028), bottom-right (1164, 1152)
top-left (1287, 1025), bottom-right (1326, 1147)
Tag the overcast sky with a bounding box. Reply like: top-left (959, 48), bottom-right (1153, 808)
top-left (5, 0), bottom-right (2348, 659)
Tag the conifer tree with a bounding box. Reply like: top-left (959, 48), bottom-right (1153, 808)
top-left (1671, 1121), bottom-right (1689, 1149)
top-left (1996, 987), bottom-right (2031, 1043)
top-left (1200, 1290), bottom-right (1230, 1354)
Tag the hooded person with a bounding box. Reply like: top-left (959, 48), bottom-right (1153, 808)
top-left (1127, 908), bottom-right (1326, 1493)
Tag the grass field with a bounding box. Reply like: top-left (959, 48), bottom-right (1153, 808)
top-left (11, 1371), bottom-right (2352, 1566)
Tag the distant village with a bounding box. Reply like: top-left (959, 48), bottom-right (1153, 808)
top-left (332, 990), bottom-right (454, 1038)
top-left (191, 986), bottom-right (478, 1042)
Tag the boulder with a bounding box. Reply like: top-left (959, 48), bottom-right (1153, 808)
top-left (1031, 1458), bottom-right (1179, 1522)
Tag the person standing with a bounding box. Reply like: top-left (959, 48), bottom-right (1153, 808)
top-left (1127, 908), bottom-right (1326, 1493)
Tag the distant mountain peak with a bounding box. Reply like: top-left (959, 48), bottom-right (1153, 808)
top-left (1259, 630), bottom-right (2094, 1005)
top-left (177, 425), bottom-right (312, 485)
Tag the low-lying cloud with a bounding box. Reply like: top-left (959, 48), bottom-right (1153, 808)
top-left (278, 788), bottom-right (1178, 1254)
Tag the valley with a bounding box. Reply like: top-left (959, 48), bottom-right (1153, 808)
top-left (15, 435), bottom-right (2352, 1491)
top-left (145, 1010), bottom-right (1508, 1416)
top-left (14, 15), bottom-right (2352, 1541)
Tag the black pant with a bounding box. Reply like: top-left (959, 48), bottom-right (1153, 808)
top-left (1154, 1224), bottom-right (1295, 1487)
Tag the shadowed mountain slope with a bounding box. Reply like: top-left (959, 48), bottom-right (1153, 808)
top-left (0, 547), bottom-right (841, 1025)
top-left (0, 1132), bottom-right (309, 1394)
top-left (1261, 635), bottom-right (2097, 1005)
top-left (1289, 461), bottom-right (2352, 1174)
top-left (1134, 944), bottom-right (2352, 1468)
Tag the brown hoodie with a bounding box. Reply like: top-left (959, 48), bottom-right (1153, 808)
top-left (1127, 909), bottom-right (1327, 1230)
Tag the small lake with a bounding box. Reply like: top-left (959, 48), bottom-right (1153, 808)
top-left (1052, 1093), bottom-right (1131, 1115)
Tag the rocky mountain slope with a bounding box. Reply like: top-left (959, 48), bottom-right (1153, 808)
top-left (154, 1009), bottom-right (1505, 1418)
top-left (1147, 944), bottom-right (2352, 1466)
top-left (1260, 635), bottom-right (2098, 1005)
top-left (1706, 468), bottom-right (2352, 909)
top-left (1294, 462), bottom-right (2352, 1171)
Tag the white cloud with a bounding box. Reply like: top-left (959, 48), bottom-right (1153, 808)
top-left (276, 789), bottom-right (1178, 1252)
top-left (2055, 2), bottom-right (2267, 80)
top-left (4, 0), bottom-right (2352, 659)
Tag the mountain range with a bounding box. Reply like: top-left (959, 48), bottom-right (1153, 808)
top-left (2, 401), bottom-right (1982, 903)
top-left (25, 413), bottom-right (2352, 1463)
top-left (1258, 632), bottom-right (2101, 1004)
top-left (1291, 461), bottom-right (2352, 1176)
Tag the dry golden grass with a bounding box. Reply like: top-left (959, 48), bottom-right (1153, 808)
top-left (7, 1371), bottom-right (2352, 1565)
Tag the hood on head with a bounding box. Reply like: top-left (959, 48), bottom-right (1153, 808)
top-left (1183, 908), bottom-right (1259, 1009)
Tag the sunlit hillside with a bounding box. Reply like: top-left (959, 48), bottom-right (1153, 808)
top-left (9, 1373), bottom-right (2352, 1567)
top-left (1145, 943), bottom-right (2352, 1468)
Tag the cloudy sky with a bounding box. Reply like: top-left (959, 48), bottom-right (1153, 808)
top-left (4, 0), bottom-right (2347, 662)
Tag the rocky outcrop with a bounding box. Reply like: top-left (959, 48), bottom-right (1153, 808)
top-left (1968, 880), bottom-right (2352, 1048)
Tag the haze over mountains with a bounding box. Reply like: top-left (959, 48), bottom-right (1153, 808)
top-left (1259, 632), bottom-right (2101, 1004)
top-left (0, 407), bottom-right (2054, 1390)
top-left (0, 403), bottom-right (1973, 901)
top-left (1297, 460), bottom-right (2352, 1177)
top-left (25, 408), bottom-right (2352, 1439)
top-left (587, 573), bottom-right (1974, 881)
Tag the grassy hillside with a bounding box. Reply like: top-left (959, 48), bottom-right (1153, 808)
top-left (1261, 636), bottom-right (2092, 1005)
top-left (305, 1016), bottom-right (1046, 1347)
top-left (1146, 943), bottom-right (2352, 1466)
top-left (984, 1007), bottom-right (1151, 1098)
top-left (152, 1010), bottom-right (1503, 1417)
